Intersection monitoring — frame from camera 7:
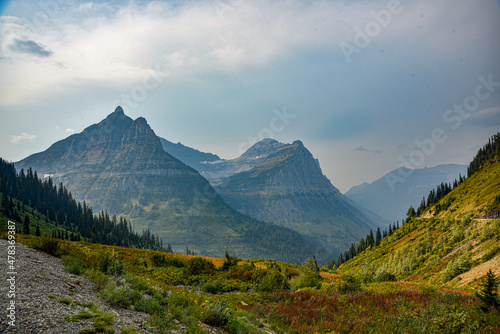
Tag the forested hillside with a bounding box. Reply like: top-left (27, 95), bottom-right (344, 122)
top-left (0, 158), bottom-right (165, 250)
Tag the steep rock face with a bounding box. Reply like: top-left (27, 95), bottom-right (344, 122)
top-left (345, 164), bottom-right (468, 222)
top-left (238, 138), bottom-right (286, 162)
top-left (16, 107), bottom-right (208, 214)
top-left (219, 141), bottom-right (336, 194)
top-left (215, 140), bottom-right (387, 252)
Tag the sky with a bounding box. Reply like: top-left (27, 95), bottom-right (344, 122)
top-left (0, 0), bottom-right (499, 193)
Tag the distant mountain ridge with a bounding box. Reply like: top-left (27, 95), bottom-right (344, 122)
top-left (15, 107), bottom-right (320, 262)
top-left (345, 164), bottom-right (468, 222)
top-left (159, 137), bottom-right (220, 173)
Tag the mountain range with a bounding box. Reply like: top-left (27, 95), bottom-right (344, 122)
top-left (15, 107), bottom-right (321, 262)
top-left (15, 107), bottom-right (396, 261)
top-left (161, 138), bottom-right (287, 182)
top-left (158, 137), bottom-right (388, 252)
top-left (345, 164), bottom-right (468, 222)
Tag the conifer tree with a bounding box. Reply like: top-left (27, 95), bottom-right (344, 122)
top-left (407, 206), bottom-right (416, 220)
top-left (368, 230), bottom-right (374, 246)
top-left (376, 227), bottom-right (382, 245)
top-left (35, 224), bottom-right (41, 236)
top-left (1, 192), bottom-right (9, 214)
top-left (476, 269), bottom-right (500, 312)
top-left (23, 215), bottom-right (30, 235)
top-left (91, 226), bottom-right (96, 243)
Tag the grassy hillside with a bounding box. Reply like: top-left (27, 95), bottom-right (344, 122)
top-left (425, 160), bottom-right (500, 220)
top-left (4, 231), bottom-right (499, 333)
top-left (339, 160), bottom-right (500, 290)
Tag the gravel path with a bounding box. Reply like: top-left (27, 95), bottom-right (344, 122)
top-left (0, 239), bottom-right (152, 333)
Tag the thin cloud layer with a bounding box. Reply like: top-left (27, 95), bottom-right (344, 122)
top-left (355, 146), bottom-right (383, 154)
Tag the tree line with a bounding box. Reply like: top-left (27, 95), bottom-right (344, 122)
top-left (327, 221), bottom-right (402, 268)
top-left (0, 158), bottom-right (168, 251)
top-left (467, 132), bottom-right (500, 177)
top-left (413, 132), bottom-right (499, 218)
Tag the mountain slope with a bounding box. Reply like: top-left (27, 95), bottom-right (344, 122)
top-left (345, 164), bottom-right (467, 222)
top-left (159, 137), bottom-right (220, 172)
top-left (215, 140), bottom-right (388, 253)
top-left (15, 107), bottom-right (319, 262)
top-left (339, 141), bottom-right (500, 288)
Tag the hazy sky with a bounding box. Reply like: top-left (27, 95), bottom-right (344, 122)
top-left (1, 0), bottom-right (499, 192)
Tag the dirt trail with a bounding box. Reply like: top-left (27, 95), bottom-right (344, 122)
top-left (0, 239), bottom-right (151, 333)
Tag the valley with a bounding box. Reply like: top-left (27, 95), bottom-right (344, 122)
top-left (13, 108), bottom-right (389, 262)
top-left (1, 113), bottom-right (499, 333)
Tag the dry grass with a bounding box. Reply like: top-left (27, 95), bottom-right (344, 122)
top-left (458, 254), bottom-right (500, 287)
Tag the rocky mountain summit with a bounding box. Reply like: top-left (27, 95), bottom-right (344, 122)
top-left (16, 107), bottom-right (212, 214)
top-left (217, 140), bottom-right (335, 194)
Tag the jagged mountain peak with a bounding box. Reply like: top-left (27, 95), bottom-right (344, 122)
top-left (215, 138), bottom-right (386, 253)
top-left (259, 139), bottom-right (319, 171)
top-left (15, 107), bottom-right (199, 212)
top-left (103, 106), bottom-right (130, 123)
top-left (109, 106), bottom-right (125, 116)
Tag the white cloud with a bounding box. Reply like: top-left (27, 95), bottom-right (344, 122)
top-left (65, 128), bottom-right (75, 133)
top-left (11, 132), bottom-right (36, 144)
